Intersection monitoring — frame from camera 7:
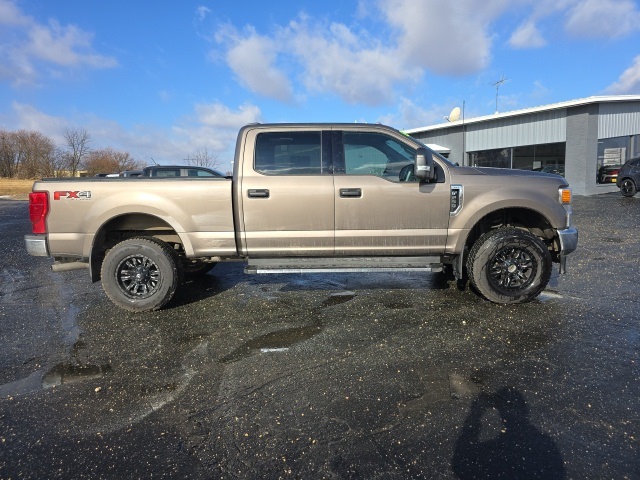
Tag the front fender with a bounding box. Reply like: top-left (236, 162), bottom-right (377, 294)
top-left (446, 187), bottom-right (567, 254)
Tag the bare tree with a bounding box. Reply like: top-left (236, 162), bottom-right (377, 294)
top-left (84, 148), bottom-right (145, 176)
top-left (50, 148), bottom-right (70, 177)
top-left (13, 130), bottom-right (56, 179)
top-left (0, 130), bottom-right (19, 178)
top-left (185, 147), bottom-right (221, 169)
top-left (63, 127), bottom-right (91, 176)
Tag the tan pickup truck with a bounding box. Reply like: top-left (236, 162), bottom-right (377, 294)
top-left (25, 123), bottom-right (578, 312)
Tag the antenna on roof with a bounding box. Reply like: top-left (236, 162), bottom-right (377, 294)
top-left (492, 75), bottom-right (508, 114)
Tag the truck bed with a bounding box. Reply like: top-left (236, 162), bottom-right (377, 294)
top-left (34, 177), bottom-right (236, 259)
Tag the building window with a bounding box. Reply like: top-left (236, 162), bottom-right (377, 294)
top-left (468, 143), bottom-right (565, 176)
top-left (468, 148), bottom-right (511, 168)
top-left (515, 143), bottom-right (565, 175)
top-left (597, 134), bottom-right (640, 185)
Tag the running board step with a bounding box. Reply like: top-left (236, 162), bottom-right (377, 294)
top-left (245, 257), bottom-right (443, 274)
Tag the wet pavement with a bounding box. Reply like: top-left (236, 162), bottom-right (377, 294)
top-left (0, 194), bottom-right (638, 479)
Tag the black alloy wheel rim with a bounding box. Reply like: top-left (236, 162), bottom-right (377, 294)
top-left (488, 246), bottom-right (536, 292)
top-left (115, 254), bottom-right (161, 298)
top-left (621, 179), bottom-right (634, 195)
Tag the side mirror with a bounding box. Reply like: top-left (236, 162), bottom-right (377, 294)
top-left (415, 148), bottom-right (435, 182)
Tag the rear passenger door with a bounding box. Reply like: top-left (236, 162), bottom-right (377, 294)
top-left (333, 130), bottom-right (450, 255)
top-left (239, 129), bottom-right (335, 256)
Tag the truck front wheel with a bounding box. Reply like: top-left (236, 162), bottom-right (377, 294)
top-left (101, 237), bottom-right (183, 312)
top-left (467, 227), bottom-right (551, 304)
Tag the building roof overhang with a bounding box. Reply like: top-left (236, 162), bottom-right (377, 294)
top-left (405, 95), bottom-right (640, 135)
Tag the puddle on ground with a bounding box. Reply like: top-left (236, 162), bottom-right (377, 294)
top-left (220, 324), bottom-right (323, 364)
top-left (41, 363), bottom-right (112, 389)
top-left (399, 373), bottom-right (481, 415)
top-left (322, 291), bottom-right (356, 307)
top-left (0, 362), bottom-right (112, 396)
top-left (537, 291), bottom-right (564, 302)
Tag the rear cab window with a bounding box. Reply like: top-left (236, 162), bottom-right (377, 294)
top-left (254, 131), bottom-right (331, 175)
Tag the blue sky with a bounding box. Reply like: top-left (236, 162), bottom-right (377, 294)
top-left (1, 0), bottom-right (640, 171)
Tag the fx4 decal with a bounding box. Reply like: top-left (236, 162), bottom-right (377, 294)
top-left (54, 191), bottom-right (92, 200)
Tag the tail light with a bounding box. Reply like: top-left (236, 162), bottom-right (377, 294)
top-left (29, 192), bottom-right (49, 234)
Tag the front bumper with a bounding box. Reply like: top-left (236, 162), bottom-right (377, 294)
top-left (557, 227), bottom-right (578, 255)
top-left (24, 234), bottom-right (49, 257)
top-left (557, 227), bottom-right (578, 274)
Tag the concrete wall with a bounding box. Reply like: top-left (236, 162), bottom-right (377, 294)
top-left (565, 104), bottom-right (618, 195)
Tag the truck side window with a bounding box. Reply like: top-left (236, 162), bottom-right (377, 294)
top-left (255, 132), bottom-right (324, 175)
top-left (342, 132), bottom-right (417, 182)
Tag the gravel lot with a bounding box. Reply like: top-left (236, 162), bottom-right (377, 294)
top-left (0, 193), bottom-right (638, 479)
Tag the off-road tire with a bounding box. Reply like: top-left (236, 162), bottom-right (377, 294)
top-left (467, 227), bottom-right (552, 304)
top-left (101, 237), bottom-right (183, 312)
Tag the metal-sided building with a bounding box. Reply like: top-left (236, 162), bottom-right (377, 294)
top-left (405, 95), bottom-right (640, 196)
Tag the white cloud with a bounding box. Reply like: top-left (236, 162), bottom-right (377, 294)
top-left (565, 0), bottom-right (640, 38)
top-left (0, 0), bottom-right (29, 26)
top-left (194, 102), bottom-right (262, 129)
top-left (509, 21), bottom-right (547, 48)
top-left (531, 80), bottom-right (551, 100)
top-left (10, 101), bottom-right (261, 169)
top-left (26, 20), bottom-right (117, 68)
top-left (0, 0), bottom-right (117, 86)
top-left (286, 17), bottom-right (416, 105)
top-left (377, 97), bottom-right (453, 130)
top-left (380, 0), bottom-right (510, 75)
top-left (205, 1), bottom-right (640, 107)
top-left (606, 55), bottom-right (640, 94)
top-left (215, 24), bottom-right (294, 102)
top-left (11, 103), bottom-right (66, 142)
top-left (209, 1), bottom-right (514, 106)
top-left (195, 6), bottom-right (211, 22)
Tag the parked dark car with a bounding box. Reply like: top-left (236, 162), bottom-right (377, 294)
top-left (598, 164), bottom-right (622, 184)
top-left (616, 157), bottom-right (640, 197)
top-left (541, 164), bottom-right (565, 176)
top-left (120, 170), bottom-right (143, 177)
top-left (142, 165), bottom-right (225, 178)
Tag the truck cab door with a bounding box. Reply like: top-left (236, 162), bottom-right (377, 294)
top-left (238, 129), bottom-right (335, 256)
top-left (333, 130), bottom-right (450, 255)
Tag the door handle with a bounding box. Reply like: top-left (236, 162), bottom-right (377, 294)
top-left (248, 189), bottom-right (270, 198)
top-left (340, 188), bottom-right (362, 198)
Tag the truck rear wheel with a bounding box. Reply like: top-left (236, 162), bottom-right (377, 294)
top-left (467, 227), bottom-right (551, 304)
top-left (101, 237), bottom-right (183, 312)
